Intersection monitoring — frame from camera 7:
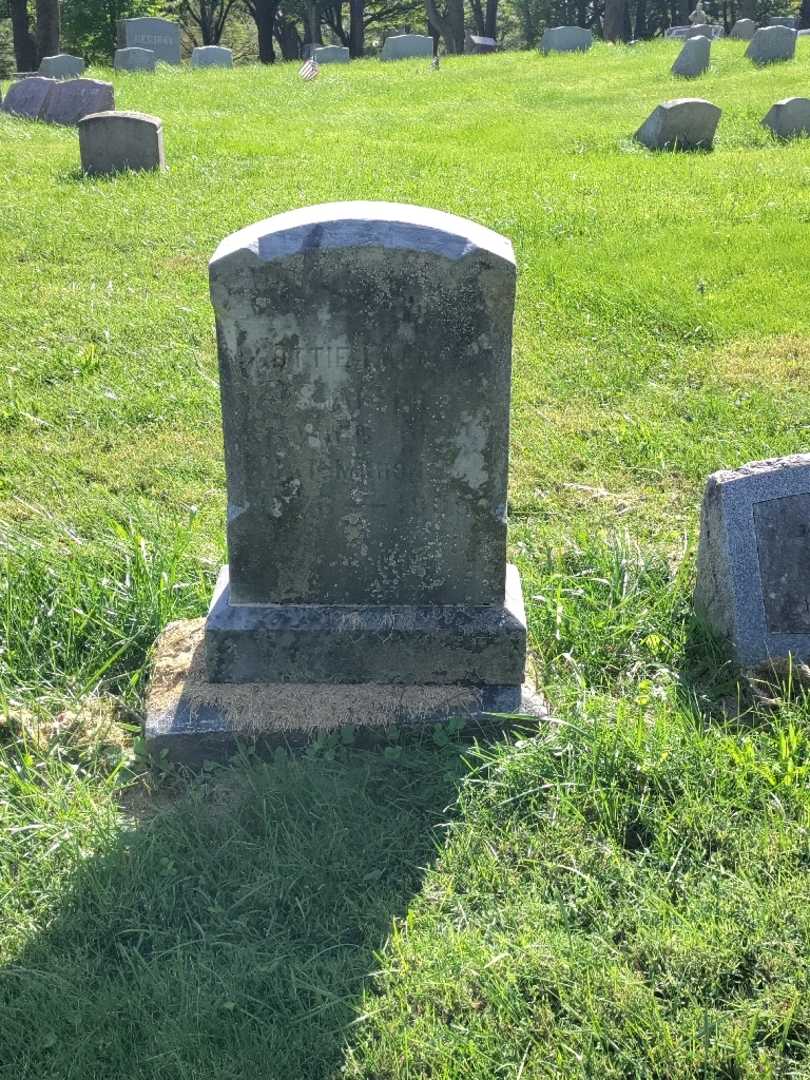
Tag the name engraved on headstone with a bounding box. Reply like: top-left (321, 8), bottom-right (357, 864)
top-left (753, 493), bottom-right (810, 633)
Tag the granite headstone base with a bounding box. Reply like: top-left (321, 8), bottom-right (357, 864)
top-left (206, 564), bottom-right (527, 685)
top-left (144, 618), bottom-right (546, 762)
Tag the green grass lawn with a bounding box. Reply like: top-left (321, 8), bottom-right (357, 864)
top-left (2, 41), bottom-right (810, 1078)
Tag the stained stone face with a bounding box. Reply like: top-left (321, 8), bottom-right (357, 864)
top-left (209, 202), bottom-right (515, 608)
top-left (114, 47), bottom-right (156, 71)
top-left (762, 97), bottom-right (810, 139)
top-left (695, 455), bottom-right (810, 666)
top-left (671, 35), bottom-right (710, 77)
top-left (730, 18), bottom-right (757, 38)
top-left (380, 34), bottom-right (434, 60)
top-left (40, 78), bottom-right (114, 126)
top-left (79, 111), bottom-right (165, 174)
top-left (312, 45), bottom-right (349, 63)
top-left (746, 25), bottom-right (797, 63)
top-left (117, 17), bottom-right (181, 64)
top-left (634, 97), bottom-right (721, 150)
top-left (753, 495), bottom-right (810, 634)
top-left (540, 26), bottom-right (592, 53)
top-left (0, 76), bottom-right (55, 119)
top-left (191, 45), bottom-right (234, 67)
top-left (39, 53), bottom-right (85, 78)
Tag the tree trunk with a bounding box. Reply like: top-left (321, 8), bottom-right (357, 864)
top-left (634, 0), bottom-right (647, 36)
top-left (425, 0), bottom-right (464, 51)
top-left (275, 16), bottom-right (300, 58)
top-left (349, 0), bottom-right (365, 55)
top-left (470, 0), bottom-right (485, 34)
top-left (11, 0), bottom-right (38, 70)
top-left (604, 0), bottom-right (627, 38)
top-left (35, 0), bottom-right (60, 60)
top-left (305, 2), bottom-right (323, 44)
top-left (484, 0), bottom-right (498, 37)
top-left (800, 0), bottom-right (810, 28)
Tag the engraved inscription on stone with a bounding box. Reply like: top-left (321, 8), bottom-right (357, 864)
top-left (753, 493), bottom-right (810, 633)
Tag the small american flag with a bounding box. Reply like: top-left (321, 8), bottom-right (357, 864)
top-left (298, 58), bottom-right (320, 80)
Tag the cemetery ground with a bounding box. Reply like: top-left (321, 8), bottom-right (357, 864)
top-left (1, 39), bottom-right (810, 1079)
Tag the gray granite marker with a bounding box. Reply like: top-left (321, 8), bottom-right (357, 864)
top-left (730, 17), bottom-right (757, 38)
top-left (0, 76), bottom-right (55, 119)
top-left (762, 97), bottom-right (810, 139)
top-left (79, 111), bottom-right (165, 174)
top-left (41, 78), bottom-right (114, 125)
top-left (115, 47), bottom-right (156, 71)
top-left (695, 455), bottom-right (810, 667)
top-left (671, 35), bottom-right (710, 76)
top-left (117, 17), bottom-right (181, 64)
top-left (312, 44), bottom-right (349, 63)
top-left (635, 97), bottom-right (721, 150)
top-left (768, 15), bottom-right (797, 27)
top-left (191, 45), bottom-right (233, 67)
top-left (746, 25), bottom-right (797, 63)
top-left (380, 34), bottom-right (434, 60)
top-left (144, 202), bottom-right (543, 757)
top-left (39, 53), bottom-right (86, 78)
top-left (541, 26), bottom-right (592, 53)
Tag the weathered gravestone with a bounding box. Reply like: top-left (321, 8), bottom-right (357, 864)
top-left (672, 35), bottom-right (710, 76)
top-left (667, 24), bottom-right (723, 37)
top-left (746, 25), bottom-right (797, 63)
top-left (117, 17), bottom-right (181, 64)
top-left (768, 15), bottom-right (797, 27)
top-left (762, 97), bottom-right (810, 139)
top-left (695, 455), bottom-right (810, 667)
top-left (144, 201), bottom-right (542, 759)
top-left (541, 26), bottom-right (593, 53)
top-left (41, 78), bottom-right (114, 126)
top-left (635, 97), bottom-right (720, 150)
top-left (191, 45), bottom-right (234, 67)
top-left (114, 47), bottom-right (156, 71)
top-left (312, 45), bottom-right (349, 63)
top-left (466, 33), bottom-right (497, 52)
top-left (79, 111), bottom-right (165, 174)
top-left (380, 33), bottom-right (434, 60)
top-left (39, 53), bottom-right (86, 78)
top-left (730, 18), bottom-right (757, 38)
top-left (799, 29), bottom-right (810, 36)
top-left (0, 76), bottom-right (55, 119)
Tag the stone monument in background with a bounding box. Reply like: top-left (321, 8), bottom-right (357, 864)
top-left (145, 202), bottom-right (542, 759)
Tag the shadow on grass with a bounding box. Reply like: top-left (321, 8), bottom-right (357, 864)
top-left (0, 738), bottom-right (471, 1080)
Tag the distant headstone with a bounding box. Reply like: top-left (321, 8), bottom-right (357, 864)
top-left (312, 44), bottom-right (349, 63)
top-left (730, 18), bottom-right (757, 38)
top-left (635, 97), bottom-right (721, 150)
top-left (799, 29), bottom-right (810, 36)
top-left (746, 25), bottom-right (797, 63)
top-left (114, 47), bottom-right (156, 72)
top-left (672, 34), bottom-right (710, 76)
top-left (79, 111), bottom-right (165, 175)
top-left (380, 33), bottom-right (434, 60)
top-left (762, 96), bottom-right (810, 138)
top-left (768, 15), bottom-right (797, 27)
top-left (465, 33), bottom-right (497, 52)
top-left (0, 76), bottom-right (55, 120)
top-left (541, 26), bottom-right (593, 53)
top-left (191, 45), bottom-right (233, 67)
top-left (117, 17), bottom-right (181, 64)
top-left (40, 78), bottom-right (114, 126)
top-left (38, 53), bottom-right (85, 78)
top-left (144, 202), bottom-right (542, 758)
top-left (301, 43), bottom-right (316, 59)
top-left (695, 455), bottom-right (810, 667)
top-left (667, 23), bottom-right (723, 37)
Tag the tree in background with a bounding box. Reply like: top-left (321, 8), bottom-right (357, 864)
top-left (10, 0), bottom-right (38, 69)
top-left (800, 0), bottom-right (809, 26)
top-left (62, 0), bottom-right (165, 61)
top-left (426, 0), bottom-right (464, 49)
top-left (175, 0), bottom-right (239, 43)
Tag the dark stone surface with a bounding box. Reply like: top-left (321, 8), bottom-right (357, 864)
top-left (695, 455), bottom-right (810, 666)
top-left (117, 17), bottom-right (181, 64)
top-left (209, 202), bottom-right (516, 608)
top-left (205, 564), bottom-right (527, 684)
top-left (40, 78), bottom-right (114, 125)
top-left (754, 494), bottom-right (810, 634)
top-left (0, 76), bottom-right (56, 120)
